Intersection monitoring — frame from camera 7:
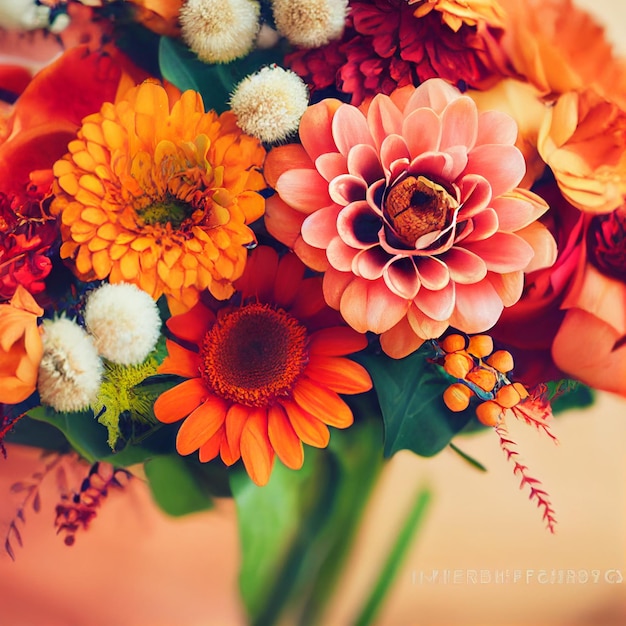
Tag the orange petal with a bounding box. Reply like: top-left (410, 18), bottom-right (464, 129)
top-left (176, 395), bottom-right (228, 455)
top-left (153, 378), bottom-right (207, 424)
top-left (267, 404), bottom-right (304, 470)
top-left (299, 99), bottom-right (343, 161)
top-left (281, 400), bottom-right (330, 448)
top-left (166, 300), bottom-right (215, 343)
top-left (264, 144), bottom-right (313, 188)
top-left (199, 429), bottom-right (222, 463)
top-left (308, 326), bottom-right (368, 356)
top-left (305, 355), bottom-right (372, 394)
top-left (292, 378), bottom-right (355, 428)
top-left (158, 339), bottom-right (201, 377)
top-left (272, 252), bottom-right (305, 309)
top-left (240, 408), bottom-right (274, 486)
top-left (225, 403), bottom-right (249, 457)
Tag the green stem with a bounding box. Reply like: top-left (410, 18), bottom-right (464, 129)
top-left (353, 486), bottom-right (433, 626)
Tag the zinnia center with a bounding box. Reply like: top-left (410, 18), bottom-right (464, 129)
top-left (384, 175), bottom-right (458, 246)
top-left (201, 303), bottom-right (309, 407)
top-left (138, 196), bottom-right (191, 229)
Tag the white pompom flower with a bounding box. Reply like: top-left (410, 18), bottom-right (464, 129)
top-left (84, 282), bottom-right (162, 366)
top-left (230, 65), bottom-right (309, 143)
top-left (271, 0), bottom-right (348, 48)
top-left (180, 0), bottom-right (261, 64)
top-left (38, 318), bottom-right (103, 413)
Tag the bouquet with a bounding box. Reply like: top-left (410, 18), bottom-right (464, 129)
top-left (1, 0), bottom-right (624, 624)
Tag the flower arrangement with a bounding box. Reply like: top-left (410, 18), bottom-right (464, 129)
top-left (0, 0), bottom-right (624, 623)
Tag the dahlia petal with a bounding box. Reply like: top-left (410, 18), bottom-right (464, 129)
top-left (464, 232), bottom-right (535, 273)
top-left (301, 205), bottom-right (341, 248)
top-left (407, 304), bottom-right (449, 339)
top-left (352, 246), bottom-right (387, 279)
top-left (440, 247), bottom-right (487, 284)
top-left (199, 431), bottom-right (222, 463)
top-left (457, 174), bottom-right (492, 219)
top-left (294, 238), bottom-right (329, 272)
top-left (282, 399), bottom-right (330, 448)
top-left (308, 326), bottom-right (368, 356)
top-left (158, 340), bottom-right (201, 378)
top-left (273, 252), bottom-right (305, 309)
top-left (407, 152), bottom-right (458, 184)
top-left (331, 104), bottom-right (376, 156)
top-left (153, 378), bottom-right (208, 424)
top-left (440, 96), bottom-right (478, 151)
top-left (380, 134), bottom-right (411, 172)
top-left (240, 408), bottom-right (274, 486)
top-left (383, 257), bottom-right (421, 299)
top-left (488, 271), bottom-right (524, 307)
top-left (268, 404), bottom-right (304, 470)
top-left (476, 110), bottom-right (518, 146)
top-left (413, 281), bottom-right (456, 321)
top-left (276, 168), bottom-right (332, 213)
top-left (264, 144), bottom-right (313, 188)
top-left (300, 99), bottom-right (342, 161)
top-left (305, 355), bottom-right (372, 394)
top-left (449, 279), bottom-right (504, 334)
top-left (402, 108), bottom-right (442, 157)
top-left (515, 223), bottom-right (558, 273)
top-left (293, 378), bottom-right (354, 428)
top-left (316, 152), bottom-right (348, 182)
top-left (462, 208), bottom-right (500, 243)
top-left (414, 256), bottom-right (450, 290)
top-left (367, 93), bottom-right (403, 149)
top-left (323, 268), bottom-right (355, 310)
top-left (166, 300), bottom-right (215, 343)
top-left (379, 316), bottom-right (426, 359)
top-left (491, 189), bottom-right (550, 231)
top-left (404, 78), bottom-right (460, 115)
top-left (328, 174), bottom-right (367, 206)
top-left (347, 144), bottom-right (384, 185)
top-left (265, 195), bottom-right (306, 248)
top-left (176, 395), bottom-right (228, 455)
top-left (464, 145), bottom-right (525, 197)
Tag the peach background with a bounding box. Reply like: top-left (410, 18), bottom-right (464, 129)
top-left (1, 1), bottom-right (626, 625)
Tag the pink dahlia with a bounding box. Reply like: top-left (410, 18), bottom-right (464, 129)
top-left (265, 79), bottom-right (557, 358)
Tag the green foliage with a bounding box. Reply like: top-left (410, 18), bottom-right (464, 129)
top-left (158, 37), bottom-right (287, 114)
top-left (547, 380), bottom-right (595, 414)
top-left (355, 346), bottom-right (475, 458)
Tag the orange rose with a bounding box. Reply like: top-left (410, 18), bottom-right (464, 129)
top-left (0, 285), bottom-right (43, 404)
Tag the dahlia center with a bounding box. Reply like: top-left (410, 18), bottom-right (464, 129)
top-left (138, 197), bottom-right (190, 229)
top-left (201, 303), bottom-right (309, 407)
top-left (384, 175), bottom-right (458, 246)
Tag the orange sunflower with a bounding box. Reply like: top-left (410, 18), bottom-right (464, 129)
top-left (50, 81), bottom-right (266, 314)
top-left (153, 246), bottom-right (373, 485)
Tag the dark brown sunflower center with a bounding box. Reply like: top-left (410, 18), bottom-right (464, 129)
top-left (587, 208), bottom-right (626, 283)
top-left (384, 175), bottom-right (458, 246)
top-left (200, 303), bottom-right (309, 407)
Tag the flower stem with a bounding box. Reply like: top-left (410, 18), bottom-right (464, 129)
top-left (353, 486), bottom-right (433, 626)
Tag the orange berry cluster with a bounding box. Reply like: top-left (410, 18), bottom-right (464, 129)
top-left (437, 333), bottom-right (529, 427)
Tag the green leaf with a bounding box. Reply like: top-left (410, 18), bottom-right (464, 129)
top-left (144, 455), bottom-right (215, 517)
top-left (158, 37), bottom-right (287, 113)
top-left (548, 381), bottom-right (595, 414)
top-left (449, 442), bottom-right (487, 472)
top-left (355, 346), bottom-right (474, 458)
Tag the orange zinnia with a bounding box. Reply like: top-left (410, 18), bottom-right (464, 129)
top-left (0, 285), bottom-right (43, 404)
top-left (51, 81), bottom-right (266, 314)
top-left (153, 246), bottom-right (373, 486)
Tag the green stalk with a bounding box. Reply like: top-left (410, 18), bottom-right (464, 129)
top-left (353, 486), bottom-right (433, 626)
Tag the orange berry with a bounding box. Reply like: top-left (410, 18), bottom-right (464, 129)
top-left (495, 383), bottom-right (522, 408)
top-left (443, 383), bottom-right (473, 412)
top-left (443, 352), bottom-right (473, 379)
top-left (486, 349), bottom-right (514, 373)
top-left (476, 400), bottom-right (503, 426)
top-left (441, 333), bottom-right (467, 353)
top-left (512, 382), bottom-right (529, 400)
top-left (467, 334), bottom-right (494, 358)
top-left (466, 367), bottom-right (497, 392)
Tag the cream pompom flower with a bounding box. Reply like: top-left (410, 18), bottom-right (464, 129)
top-left (38, 318), bottom-right (103, 413)
top-left (84, 283), bottom-right (162, 366)
top-left (230, 66), bottom-right (309, 143)
top-left (271, 0), bottom-right (348, 48)
top-left (180, 0), bottom-right (261, 63)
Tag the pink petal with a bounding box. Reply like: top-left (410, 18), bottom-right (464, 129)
top-left (323, 268), bottom-right (354, 310)
top-left (276, 168), bottom-right (332, 213)
top-left (457, 174), bottom-right (492, 219)
top-left (476, 110), bottom-right (518, 146)
top-left (402, 107), bottom-right (442, 157)
top-left (337, 200), bottom-right (382, 248)
top-left (407, 304), bottom-right (449, 339)
top-left (440, 96), bottom-right (478, 151)
top-left (380, 315), bottom-right (425, 358)
top-left (367, 93), bottom-right (403, 149)
top-left (353, 246), bottom-right (389, 279)
top-left (491, 190), bottom-right (549, 232)
top-left (316, 152), bottom-right (348, 182)
top-left (413, 281), bottom-right (455, 321)
top-left (516, 222), bottom-right (557, 272)
top-left (301, 205), bottom-right (341, 248)
top-left (347, 144), bottom-right (384, 185)
top-left (404, 78), bottom-right (460, 115)
top-left (383, 257), bottom-right (421, 299)
top-left (488, 270), bottom-right (524, 307)
top-left (332, 104), bottom-right (375, 156)
top-left (380, 134), bottom-right (410, 173)
top-left (464, 232), bottom-right (535, 273)
top-left (407, 152), bottom-right (459, 184)
top-left (294, 237), bottom-right (329, 272)
top-left (449, 279), bottom-right (504, 333)
top-left (440, 247), bottom-right (487, 284)
top-left (328, 173), bottom-right (367, 206)
top-left (464, 144), bottom-right (525, 197)
top-left (414, 256), bottom-right (450, 290)
top-left (462, 208), bottom-right (499, 242)
top-left (327, 236), bottom-right (358, 272)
